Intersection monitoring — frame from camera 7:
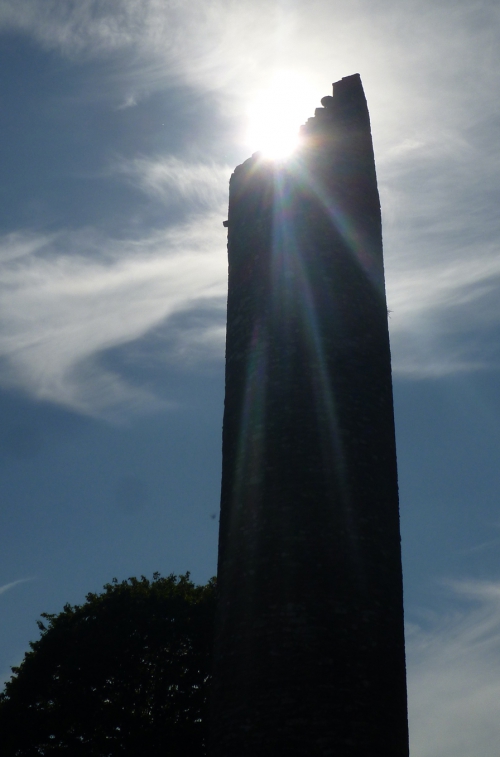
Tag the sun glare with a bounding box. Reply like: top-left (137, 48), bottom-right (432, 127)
top-left (246, 72), bottom-right (316, 160)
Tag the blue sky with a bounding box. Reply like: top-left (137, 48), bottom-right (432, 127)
top-left (1, 1), bottom-right (500, 754)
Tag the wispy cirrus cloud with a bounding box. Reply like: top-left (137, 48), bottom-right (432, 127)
top-left (0, 213), bottom-right (228, 418)
top-left (0, 0), bottom-right (286, 100)
top-left (0, 152), bottom-right (233, 418)
top-left (114, 155), bottom-right (231, 212)
top-left (407, 580), bottom-right (500, 757)
top-left (381, 126), bottom-right (500, 378)
top-left (0, 578), bottom-right (34, 596)
top-left (386, 244), bottom-right (500, 377)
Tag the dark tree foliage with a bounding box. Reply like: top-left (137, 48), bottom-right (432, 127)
top-left (0, 573), bottom-right (216, 757)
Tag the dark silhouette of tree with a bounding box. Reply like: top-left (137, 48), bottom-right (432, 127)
top-left (0, 573), bottom-right (215, 756)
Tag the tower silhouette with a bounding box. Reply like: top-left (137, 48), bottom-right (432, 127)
top-left (210, 74), bottom-right (409, 757)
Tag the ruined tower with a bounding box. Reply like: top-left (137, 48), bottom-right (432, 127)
top-left (210, 74), bottom-right (409, 756)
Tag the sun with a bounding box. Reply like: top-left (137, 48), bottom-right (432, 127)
top-left (246, 71), bottom-right (315, 160)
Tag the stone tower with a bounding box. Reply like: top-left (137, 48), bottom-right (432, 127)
top-left (210, 74), bottom-right (409, 757)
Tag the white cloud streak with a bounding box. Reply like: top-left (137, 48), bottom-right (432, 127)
top-left (0, 214), bottom-right (228, 418)
top-left (115, 156), bottom-right (232, 211)
top-left (0, 154), bottom-right (232, 417)
top-left (407, 580), bottom-right (500, 757)
top-left (0, 578), bottom-right (34, 596)
top-left (382, 131), bottom-right (500, 377)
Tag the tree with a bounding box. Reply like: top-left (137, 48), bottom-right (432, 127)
top-left (0, 573), bottom-right (216, 756)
